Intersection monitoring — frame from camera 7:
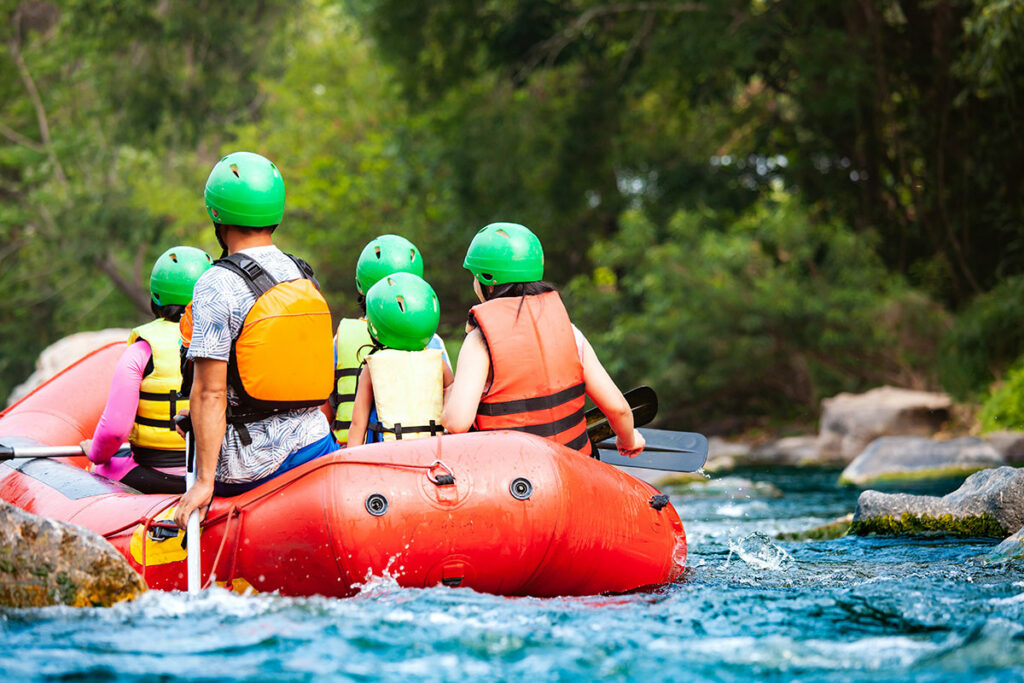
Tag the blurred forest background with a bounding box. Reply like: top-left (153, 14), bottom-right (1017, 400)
top-left (1, 0), bottom-right (1023, 433)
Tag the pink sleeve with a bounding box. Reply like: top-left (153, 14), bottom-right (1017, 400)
top-left (88, 340), bottom-right (151, 464)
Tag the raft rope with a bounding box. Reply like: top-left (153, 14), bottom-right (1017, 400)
top-left (99, 457), bottom-right (456, 589)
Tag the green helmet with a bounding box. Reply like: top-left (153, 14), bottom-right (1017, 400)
top-left (463, 222), bottom-right (544, 286)
top-left (204, 151), bottom-right (285, 227)
top-left (365, 272), bottom-right (440, 351)
top-left (355, 234), bottom-right (424, 295)
top-left (150, 246), bottom-right (213, 306)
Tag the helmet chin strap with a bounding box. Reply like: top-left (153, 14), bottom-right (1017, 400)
top-left (214, 224), bottom-right (228, 258)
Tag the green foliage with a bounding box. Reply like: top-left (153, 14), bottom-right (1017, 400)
top-left (979, 361), bottom-right (1024, 433)
top-left (565, 193), bottom-right (947, 427)
top-left (939, 275), bottom-right (1024, 400)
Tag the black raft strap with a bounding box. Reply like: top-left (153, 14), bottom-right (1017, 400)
top-left (477, 383), bottom-right (585, 417)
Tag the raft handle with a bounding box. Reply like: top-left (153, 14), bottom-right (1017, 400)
top-left (510, 477), bottom-right (533, 500)
top-left (649, 494), bottom-right (670, 511)
top-left (365, 493), bottom-right (389, 517)
top-left (148, 521), bottom-right (181, 542)
top-left (427, 460), bottom-right (455, 487)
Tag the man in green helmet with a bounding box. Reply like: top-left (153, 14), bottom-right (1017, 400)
top-left (174, 152), bottom-right (337, 529)
top-left (328, 234), bottom-right (451, 446)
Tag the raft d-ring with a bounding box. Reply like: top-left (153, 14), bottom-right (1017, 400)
top-left (427, 460), bottom-right (455, 486)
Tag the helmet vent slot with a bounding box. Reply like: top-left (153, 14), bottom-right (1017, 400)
top-left (495, 229), bottom-right (509, 239)
top-left (229, 163), bottom-right (240, 177)
top-left (374, 246), bottom-right (382, 259)
top-left (396, 295), bottom-right (406, 312)
top-left (169, 253), bottom-right (178, 263)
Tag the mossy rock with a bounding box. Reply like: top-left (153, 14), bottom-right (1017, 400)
top-left (850, 511), bottom-right (1006, 537)
top-left (776, 514), bottom-right (853, 541)
top-left (0, 502), bottom-right (146, 608)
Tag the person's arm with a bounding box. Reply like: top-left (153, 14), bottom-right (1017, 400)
top-left (441, 329), bottom-right (490, 433)
top-left (347, 366), bottom-right (373, 447)
top-left (173, 358), bottom-right (227, 529)
top-left (580, 337), bottom-right (644, 456)
top-left (84, 341), bottom-right (151, 463)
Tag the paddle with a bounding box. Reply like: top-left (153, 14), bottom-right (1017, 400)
top-left (0, 443), bottom-right (129, 460)
top-left (175, 415), bottom-right (202, 595)
top-left (585, 385), bottom-right (658, 447)
top-left (595, 428), bottom-right (708, 472)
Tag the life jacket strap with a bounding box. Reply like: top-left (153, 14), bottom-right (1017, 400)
top-left (494, 406), bottom-right (586, 439)
top-left (476, 382), bottom-right (585, 417)
top-left (368, 420), bottom-right (443, 440)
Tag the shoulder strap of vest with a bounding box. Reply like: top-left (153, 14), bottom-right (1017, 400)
top-left (285, 253), bottom-right (321, 290)
top-left (213, 252), bottom-right (279, 299)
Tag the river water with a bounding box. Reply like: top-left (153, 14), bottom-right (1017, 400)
top-left (1, 468), bottom-right (1022, 681)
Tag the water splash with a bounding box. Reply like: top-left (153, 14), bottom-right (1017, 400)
top-left (727, 531), bottom-right (794, 571)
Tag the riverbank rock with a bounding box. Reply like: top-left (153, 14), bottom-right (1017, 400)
top-left (984, 431), bottom-right (1024, 466)
top-left (0, 502), bottom-right (146, 607)
top-left (776, 514), bottom-right (853, 542)
top-left (817, 387), bottom-right (952, 464)
top-left (6, 328), bottom-right (129, 407)
top-left (850, 466), bottom-right (1024, 538)
top-left (749, 435), bottom-right (825, 467)
top-left (838, 436), bottom-right (1004, 487)
top-left (704, 437), bottom-right (753, 471)
top-left (983, 526), bottom-right (1024, 564)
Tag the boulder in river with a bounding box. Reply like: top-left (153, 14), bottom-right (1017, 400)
top-left (776, 514), bottom-right (853, 542)
top-left (656, 475), bottom-right (783, 499)
top-left (7, 328), bottom-right (130, 407)
top-left (0, 502), bottom-right (146, 607)
top-left (983, 525), bottom-right (1024, 564)
top-left (838, 436), bottom-right (1004, 487)
top-left (984, 431), bottom-right (1024, 466)
top-left (749, 435), bottom-right (825, 467)
top-left (817, 386), bottom-right (952, 464)
top-left (703, 437), bottom-right (753, 472)
top-left (850, 466), bottom-right (1024, 538)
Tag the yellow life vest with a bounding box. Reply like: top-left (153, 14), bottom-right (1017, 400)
top-left (128, 319), bottom-right (187, 452)
top-left (366, 349), bottom-right (444, 441)
top-left (331, 318), bottom-right (373, 444)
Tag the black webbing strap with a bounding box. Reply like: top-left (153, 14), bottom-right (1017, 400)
top-left (477, 382), bottom-right (585, 417)
top-left (368, 420), bottom-right (443, 441)
top-left (136, 390), bottom-right (179, 431)
top-left (500, 406), bottom-right (586, 439)
top-left (214, 253), bottom-right (279, 300)
top-left (332, 419), bottom-right (352, 431)
top-left (563, 428), bottom-right (591, 452)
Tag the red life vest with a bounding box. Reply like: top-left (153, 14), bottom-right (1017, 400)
top-left (471, 291), bottom-right (591, 455)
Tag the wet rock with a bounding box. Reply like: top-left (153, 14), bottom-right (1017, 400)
top-left (7, 329), bottom-right (129, 407)
top-left (838, 436), bottom-right (1004, 487)
top-left (984, 431), bottom-right (1024, 466)
top-left (983, 526), bottom-right (1024, 564)
top-left (0, 502), bottom-right (146, 607)
top-left (657, 475), bottom-right (783, 499)
top-left (851, 466), bottom-right (1024, 538)
top-left (776, 514), bottom-right (853, 542)
top-left (817, 386), bottom-right (952, 464)
top-left (703, 437), bottom-right (752, 472)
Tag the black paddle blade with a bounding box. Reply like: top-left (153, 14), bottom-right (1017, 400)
top-left (595, 429), bottom-right (709, 472)
top-left (585, 386), bottom-right (658, 447)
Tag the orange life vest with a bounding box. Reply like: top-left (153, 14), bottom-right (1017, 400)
top-left (213, 252), bottom-right (335, 443)
top-left (471, 291), bottom-right (591, 455)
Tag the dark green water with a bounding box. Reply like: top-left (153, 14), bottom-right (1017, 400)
top-left (1, 468), bottom-right (1022, 682)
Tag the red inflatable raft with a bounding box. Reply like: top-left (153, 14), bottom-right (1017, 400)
top-left (0, 342), bottom-right (686, 597)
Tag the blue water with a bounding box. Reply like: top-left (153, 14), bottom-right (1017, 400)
top-left (2, 468), bottom-right (1022, 682)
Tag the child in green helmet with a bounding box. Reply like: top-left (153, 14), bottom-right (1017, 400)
top-left (347, 273), bottom-right (455, 445)
top-left (81, 246), bottom-right (212, 493)
top-left (329, 234), bottom-right (451, 445)
top-left (442, 222), bottom-right (645, 457)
